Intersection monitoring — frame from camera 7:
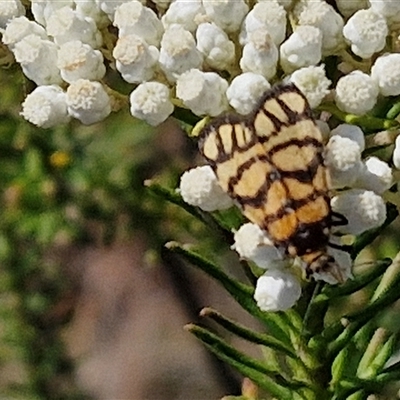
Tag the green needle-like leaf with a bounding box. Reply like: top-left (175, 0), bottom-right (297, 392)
top-left (200, 307), bottom-right (296, 358)
top-left (145, 180), bottom-right (233, 241)
top-left (321, 258), bottom-right (392, 299)
top-left (186, 323), bottom-right (304, 399)
top-left (165, 241), bottom-right (294, 344)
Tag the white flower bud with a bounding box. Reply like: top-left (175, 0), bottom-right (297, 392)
top-left (130, 82), bottom-right (174, 126)
top-left (31, 0), bottom-right (73, 26)
top-left (176, 69), bottom-right (228, 117)
top-left (280, 26), bottom-right (322, 74)
top-left (114, 1), bottom-right (163, 46)
top-left (240, 28), bottom-right (278, 80)
top-left (2, 16), bottom-right (47, 49)
top-left (356, 157), bottom-right (393, 194)
top-left (196, 22), bottom-right (235, 70)
top-left (371, 54), bottom-right (400, 97)
top-left (343, 8), bottom-right (388, 59)
top-left (66, 79), bottom-right (111, 125)
top-left (202, 0), bottom-right (248, 33)
top-left (161, 0), bottom-right (205, 33)
top-left (75, 0), bottom-right (108, 27)
top-left (20, 85), bottom-right (70, 128)
top-left (254, 269), bottom-right (302, 312)
top-left (294, 0), bottom-right (344, 55)
top-left (331, 189), bottom-right (386, 235)
top-left (288, 65), bottom-right (331, 108)
top-left (369, 0), bottom-right (400, 24)
top-left (159, 25), bottom-right (203, 82)
top-left (57, 40), bottom-right (106, 83)
top-left (113, 35), bottom-right (159, 83)
top-left (46, 6), bottom-right (102, 48)
top-left (179, 165), bottom-right (233, 211)
top-left (334, 71), bottom-right (379, 115)
top-left (330, 124), bottom-right (365, 152)
top-left (0, 0), bottom-right (25, 29)
top-left (232, 223), bottom-right (283, 269)
top-left (239, 1), bottom-right (286, 46)
top-left (324, 135), bottom-right (362, 188)
top-left (95, 0), bottom-right (133, 20)
top-left (393, 135), bottom-right (400, 170)
top-left (226, 73), bottom-right (271, 115)
top-left (336, 0), bottom-right (368, 18)
top-left (13, 34), bottom-right (62, 85)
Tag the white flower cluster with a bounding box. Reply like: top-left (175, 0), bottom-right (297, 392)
top-left (1, 0), bottom-right (399, 312)
top-left (1, 0), bottom-right (398, 129)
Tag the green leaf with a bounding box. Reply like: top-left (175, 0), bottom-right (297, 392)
top-left (200, 307), bottom-right (296, 358)
top-left (321, 258), bottom-right (392, 299)
top-left (165, 241), bottom-right (294, 344)
top-left (145, 180), bottom-right (234, 242)
top-left (186, 323), bottom-right (302, 400)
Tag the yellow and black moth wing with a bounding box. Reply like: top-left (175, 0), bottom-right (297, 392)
top-left (199, 84), bottom-right (337, 276)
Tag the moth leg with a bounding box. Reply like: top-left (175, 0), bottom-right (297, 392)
top-left (328, 241), bottom-right (352, 252)
top-left (331, 212), bottom-right (348, 227)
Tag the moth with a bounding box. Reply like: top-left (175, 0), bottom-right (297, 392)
top-left (198, 84), bottom-right (346, 279)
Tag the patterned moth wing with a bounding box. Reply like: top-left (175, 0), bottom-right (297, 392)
top-left (199, 84), bottom-right (341, 278)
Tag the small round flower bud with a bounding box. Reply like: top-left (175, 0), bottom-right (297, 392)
top-left (280, 25), bottom-right (322, 74)
top-left (76, 0), bottom-right (109, 27)
top-left (334, 71), bottom-right (379, 115)
top-left (179, 165), bottom-right (233, 211)
top-left (369, 0), bottom-right (400, 24)
top-left (176, 69), bottom-right (228, 117)
top-left (331, 189), bottom-right (386, 235)
top-left (13, 34), bottom-right (62, 85)
top-left (113, 35), bottom-right (159, 83)
top-left (66, 79), bottom-right (111, 125)
top-left (324, 135), bottom-right (362, 188)
top-left (254, 269), bottom-right (302, 312)
top-left (114, 1), bottom-right (163, 47)
top-left (57, 40), bottom-right (106, 83)
top-left (31, 0), bottom-right (73, 26)
top-left (240, 28), bottom-right (278, 80)
top-left (231, 223), bottom-right (283, 269)
top-left (196, 22), bottom-right (235, 70)
top-left (226, 73), bottom-right (271, 115)
top-left (159, 25), bottom-right (203, 82)
top-left (46, 6), bottom-right (102, 48)
top-left (294, 0), bottom-right (344, 55)
top-left (95, 0), bottom-right (131, 20)
top-left (289, 65), bottom-right (331, 108)
top-left (0, 0), bottom-right (25, 29)
top-left (130, 82), bottom-right (174, 126)
top-left (356, 157), bottom-right (392, 194)
top-left (371, 54), bottom-right (400, 97)
top-left (20, 85), bottom-right (70, 128)
top-left (393, 135), bottom-right (400, 170)
top-left (202, 0), bottom-right (248, 33)
top-left (343, 8), bottom-right (388, 59)
top-left (2, 16), bottom-right (47, 49)
top-left (239, 1), bottom-right (286, 46)
top-left (330, 124), bottom-right (365, 152)
top-left (161, 0), bottom-right (204, 33)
